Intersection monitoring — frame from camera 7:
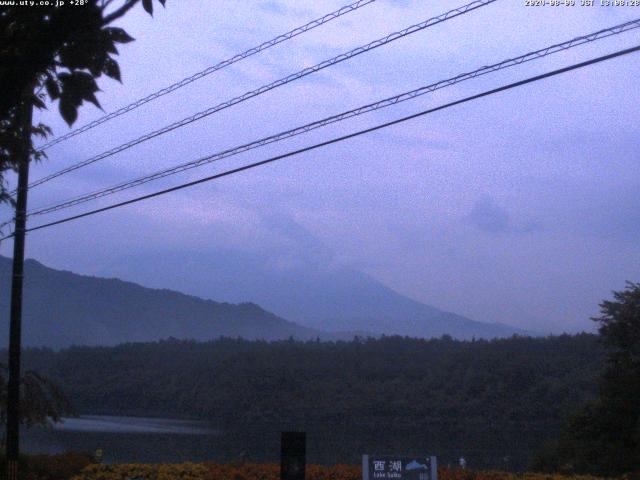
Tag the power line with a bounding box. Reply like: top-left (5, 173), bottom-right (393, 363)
top-left (3, 43), bottom-right (636, 241)
top-left (24, 0), bottom-right (498, 192)
top-left (25, 18), bottom-right (640, 218)
top-left (36, 0), bottom-right (378, 151)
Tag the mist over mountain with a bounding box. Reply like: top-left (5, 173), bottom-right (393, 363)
top-left (0, 241), bottom-right (527, 349)
top-left (97, 248), bottom-right (529, 339)
top-left (0, 256), bottom-right (335, 349)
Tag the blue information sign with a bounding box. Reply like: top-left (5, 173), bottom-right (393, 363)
top-left (362, 456), bottom-right (437, 480)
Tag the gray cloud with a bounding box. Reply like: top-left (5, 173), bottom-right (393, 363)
top-left (466, 196), bottom-right (540, 235)
top-left (467, 195), bottom-right (512, 234)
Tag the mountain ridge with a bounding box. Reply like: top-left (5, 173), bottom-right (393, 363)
top-left (0, 253), bottom-right (529, 349)
top-left (0, 255), bottom-right (348, 348)
top-left (97, 248), bottom-right (530, 339)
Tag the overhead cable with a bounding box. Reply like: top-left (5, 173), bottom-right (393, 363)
top-left (24, 0), bottom-right (498, 191)
top-left (26, 18), bottom-right (640, 217)
top-left (5, 43), bottom-right (637, 240)
top-left (36, 0), bottom-right (378, 151)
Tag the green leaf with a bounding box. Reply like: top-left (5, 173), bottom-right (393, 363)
top-left (105, 41), bottom-right (119, 55)
top-left (31, 94), bottom-right (46, 110)
top-left (72, 72), bottom-right (102, 109)
top-left (142, 0), bottom-right (153, 15)
top-left (103, 57), bottom-right (121, 82)
top-left (100, 29), bottom-right (120, 54)
top-left (59, 42), bottom-right (95, 71)
top-left (45, 76), bottom-right (60, 100)
top-left (32, 123), bottom-right (52, 140)
top-left (59, 71), bottom-right (102, 112)
top-left (87, 52), bottom-right (107, 77)
top-left (59, 99), bottom-right (78, 126)
top-left (105, 27), bottom-right (135, 44)
top-left (83, 90), bottom-right (101, 109)
top-left (74, 71), bottom-right (99, 90)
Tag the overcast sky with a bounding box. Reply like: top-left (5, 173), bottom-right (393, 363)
top-left (2, 0), bottom-right (639, 334)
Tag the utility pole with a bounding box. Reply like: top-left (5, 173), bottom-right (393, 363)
top-left (5, 89), bottom-right (33, 480)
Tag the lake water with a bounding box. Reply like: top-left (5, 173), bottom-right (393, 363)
top-left (22, 414), bottom-right (357, 465)
top-left (22, 415), bottom-right (271, 464)
top-left (22, 415), bottom-right (533, 469)
top-left (50, 415), bottom-right (217, 435)
top-left (21, 415), bottom-right (378, 465)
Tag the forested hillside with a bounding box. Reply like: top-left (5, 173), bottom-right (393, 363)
top-left (0, 256), bottom-right (525, 346)
top-left (0, 256), bottom-right (334, 347)
top-left (20, 334), bottom-right (603, 469)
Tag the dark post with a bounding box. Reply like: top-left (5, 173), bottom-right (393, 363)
top-left (281, 431), bottom-right (306, 480)
top-left (5, 92), bottom-right (33, 480)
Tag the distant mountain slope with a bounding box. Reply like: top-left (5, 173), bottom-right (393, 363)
top-left (98, 249), bottom-right (529, 339)
top-left (0, 256), bottom-right (331, 348)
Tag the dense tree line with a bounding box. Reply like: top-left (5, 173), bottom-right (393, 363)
top-left (17, 334), bottom-right (602, 470)
top-left (534, 283), bottom-right (640, 476)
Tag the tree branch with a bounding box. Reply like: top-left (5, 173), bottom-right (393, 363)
top-left (101, 0), bottom-right (118, 11)
top-left (102, 0), bottom-right (139, 25)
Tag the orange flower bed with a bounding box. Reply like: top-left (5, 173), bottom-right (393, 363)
top-left (204, 463), bottom-right (362, 480)
top-left (66, 461), bottom-right (636, 480)
top-left (203, 464), bottom-right (613, 480)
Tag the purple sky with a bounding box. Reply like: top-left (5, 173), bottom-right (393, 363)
top-left (2, 0), bottom-right (639, 334)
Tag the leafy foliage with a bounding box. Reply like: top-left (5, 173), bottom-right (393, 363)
top-left (0, 0), bottom-right (166, 204)
top-left (0, 452), bottom-right (94, 480)
top-left (534, 283), bottom-right (640, 476)
top-left (0, 363), bottom-right (73, 429)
